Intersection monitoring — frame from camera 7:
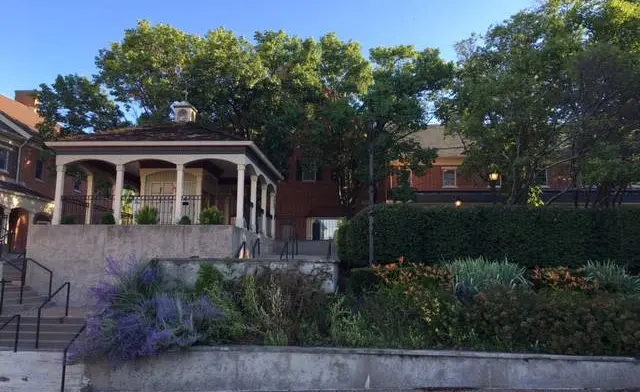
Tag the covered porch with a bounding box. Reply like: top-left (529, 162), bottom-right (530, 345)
top-left (45, 118), bottom-right (282, 238)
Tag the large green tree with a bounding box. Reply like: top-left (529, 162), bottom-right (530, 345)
top-left (440, 0), bottom-right (640, 205)
top-left (37, 74), bottom-right (129, 140)
top-left (299, 38), bottom-right (453, 216)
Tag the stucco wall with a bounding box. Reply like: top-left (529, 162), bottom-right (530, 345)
top-left (26, 224), bottom-right (243, 306)
top-left (84, 345), bottom-right (640, 391)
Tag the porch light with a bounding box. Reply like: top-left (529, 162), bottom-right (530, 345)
top-left (489, 171), bottom-right (500, 182)
top-left (455, 199), bottom-right (463, 207)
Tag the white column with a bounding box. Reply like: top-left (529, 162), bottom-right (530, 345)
top-left (84, 174), bottom-right (94, 224)
top-left (249, 175), bottom-right (258, 232)
top-left (113, 164), bottom-right (125, 225)
top-left (174, 164), bottom-right (185, 224)
top-left (270, 190), bottom-right (276, 238)
top-left (261, 185), bottom-right (267, 235)
top-left (2, 210), bottom-right (10, 245)
top-left (52, 164), bottom-right (66, 225)
top-left (235, 164), bottom-right (245, 228)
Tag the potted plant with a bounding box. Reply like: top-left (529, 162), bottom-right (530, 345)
top-left (135, 206), bottom-right (159, 225)
top-left (199, 207), bottom-right (224, 225)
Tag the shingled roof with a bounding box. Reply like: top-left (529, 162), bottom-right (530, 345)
top-left (58, 122), bottom-right (246, 142)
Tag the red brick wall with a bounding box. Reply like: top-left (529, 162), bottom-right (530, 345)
top-left (20, 145), bottom-right (86, 200)
top-left (391, 164), bottom-right (573, 193)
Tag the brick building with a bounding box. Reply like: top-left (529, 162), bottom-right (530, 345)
top-left (0, 91), bottom-right (86, 252)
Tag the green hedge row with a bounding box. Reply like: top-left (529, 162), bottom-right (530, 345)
top-left (337, 204), bottom-right (640, 271)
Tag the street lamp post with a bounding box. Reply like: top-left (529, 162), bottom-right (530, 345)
top-left (489, 171), bottom-right (500, 205)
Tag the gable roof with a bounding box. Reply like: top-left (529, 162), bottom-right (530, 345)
top-left (411, 125), bottom-right (466, 157)
top-left (57, 122), bottom-right (246, 142)
top-left (0, 94), bottom-right (41, 136)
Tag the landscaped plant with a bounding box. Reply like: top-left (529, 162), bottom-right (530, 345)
top-left (75, 257), bottom-right (222, 364)
top-left (101, 212), bottom-right (116, 224)
top-left (135, 206), bottom-right (159, 225)
top-left (529, 266), bottom-right (595, 292)
top-left (444, 257), bottom-right (529, 294)
top-left (61, 216), bottom-right (77, 224)
top-left (199, 207), bottom-right (224, 225)
top-left (584, 260), bottom-right (640, 294)
top-left (178, 215), bottom-right (191, 225)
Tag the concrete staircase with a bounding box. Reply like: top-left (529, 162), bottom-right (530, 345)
top-left (1, 256), bottom-right (86, 351)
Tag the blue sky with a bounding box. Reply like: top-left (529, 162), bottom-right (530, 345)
top-left (0, 0), bottom-right (534, 98)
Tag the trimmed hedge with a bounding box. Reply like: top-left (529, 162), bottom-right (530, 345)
top-left (338, 204), bottom-right (640, 271)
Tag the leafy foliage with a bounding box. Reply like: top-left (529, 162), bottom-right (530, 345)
top-left (444, 257), bottom-right (529, 294)
top-left (75, 257), bottom-right (222, 364)
top-left (135, 206), bottom-right (159, 225)
top-left (101, 212), bottom-right (116, 225)
top-left (584, 260), bottom-right (640, 293)
top-left (178, 215), bottom-right (191, 225)
top-left (36, 74), bottom-right (129, 140)
top-left (199, 207), bottom-right (224, 225)
top-left (61, 216), bottom-right (77, 225)
top-left (340, 204), bottom-right (640, 271)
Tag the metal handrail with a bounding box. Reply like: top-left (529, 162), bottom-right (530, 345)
top-left (20, 256), bottom-right (53, 305)
top-left (0, 314), bottom-right (21, 352)
top-left (252, 238), bottom-right (261, 258)
top-left (36, 282), bottom-right (70, 349)
top-left (3, 251), bottom-right (25, 274)
top-left (327, 240), bottom-right (333, 260)
top-left (60, 322), bottom-right (86, 392)
top-left (280, 237), bottom-right (298, 260)
top-left (0, 230), bottom-right (13, 259)
top-left (0, 280), bottom-right (6, 315)
top-left (235, 241), bottom-right (247, 259)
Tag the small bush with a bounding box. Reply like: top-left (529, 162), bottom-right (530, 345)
top-left (347, 268), bottom-right (379, 295)
top-left (101, 212), bottom-right (116, 224)
top-left (135, 206), bottom-right (158, 225)
top-left (61, 216), bottom-right (77, 224)
top-left (178, 215), bottom-right (191, 225)
top-left (529, 266), bottom-right (595, 292)
top-left (445, 257), bottom-right (529, 294)
top-left (199, 207), bottom-right (224, 225)
top-left (584, 260), bottom-right (640, 293)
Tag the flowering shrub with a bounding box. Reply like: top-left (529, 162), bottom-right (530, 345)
top-left (529, 266), bottom-right (595, 291)
top-left (74, 257), bottom-right (222, 364)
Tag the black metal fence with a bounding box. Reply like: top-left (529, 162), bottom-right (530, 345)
top-left (61, 195), bottom-right (113, 224)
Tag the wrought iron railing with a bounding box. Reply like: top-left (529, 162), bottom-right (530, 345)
top-left (123, 195), bottom-right (203, 225)
top-left (280, 237), bottom-right (298, 260)
top-left (61, 322), bottom-right (86, 392)
top-left (61, 195), bottom-right (113, 224)
top-left (0, 314), bottom-right (20, 352)
top-left (36, 282), bottom-right (70, 349)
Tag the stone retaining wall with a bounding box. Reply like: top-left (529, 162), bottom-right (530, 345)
top-left (26, 224), bottom-right (274, 306)
top-left (84, 345), bottom-right (640, 391)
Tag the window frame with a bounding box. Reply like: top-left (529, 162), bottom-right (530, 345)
top-left (35, 159), bottom-right (45, 181)
top-left (301, 163), bottom-right (317, 182)
top-left (0, 147), bottom-right (10, 173)
top-left (536, 169), bottom-right (549, 188)
top-left (442, 167), bottom-right (457, 188)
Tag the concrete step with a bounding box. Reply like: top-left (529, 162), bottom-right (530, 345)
top-left (0, 316), bottom-right (85, 325)
top-left (0, 323), bottom-right (84, 333)
top-left (0, 329), bottom-right (82, 339)
top-left (0, 338), bottom-right (71, 350)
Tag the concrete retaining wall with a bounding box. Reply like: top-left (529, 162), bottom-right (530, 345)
top-left (159, 258), bottom-right (339, 292)
top-left (26, 224), bottom-right (274, 306)
top-left (84, 345), bottom-right (640, 391)
top-left (0, 351), bottom-right (87, 392)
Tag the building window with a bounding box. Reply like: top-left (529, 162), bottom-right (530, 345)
top-left (302, 164), bottom-right (317, 182)
top-left (307, 217), bottom-right (343, 240)
top-left (73, 178), bottom-right (82, 193)
top-left (442, 168), bottom-right (457, 188)
top-left (296, 159), bottom-right (323, 182)
top-left (35, 159), bottom-right (44, 180)
top-left (536, 169), bottom-right (549, 188)
top-left (0, 148), bottom-right (9, 172)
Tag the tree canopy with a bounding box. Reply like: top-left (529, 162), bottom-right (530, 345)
top-left (36, 21), bottom-right (453, 215)
top-left (439, 0), bottom-right (640, 206)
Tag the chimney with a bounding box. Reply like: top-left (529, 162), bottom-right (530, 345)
top-left (171, 101), bottom-right (197, 123)
top-left (14, 90), bottom-right (38, 110)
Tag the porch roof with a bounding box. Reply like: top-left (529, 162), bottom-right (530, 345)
top-left (56, 122), bottom-right (243, 142)
top-left (46, 122), bottom-right (284, 183)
